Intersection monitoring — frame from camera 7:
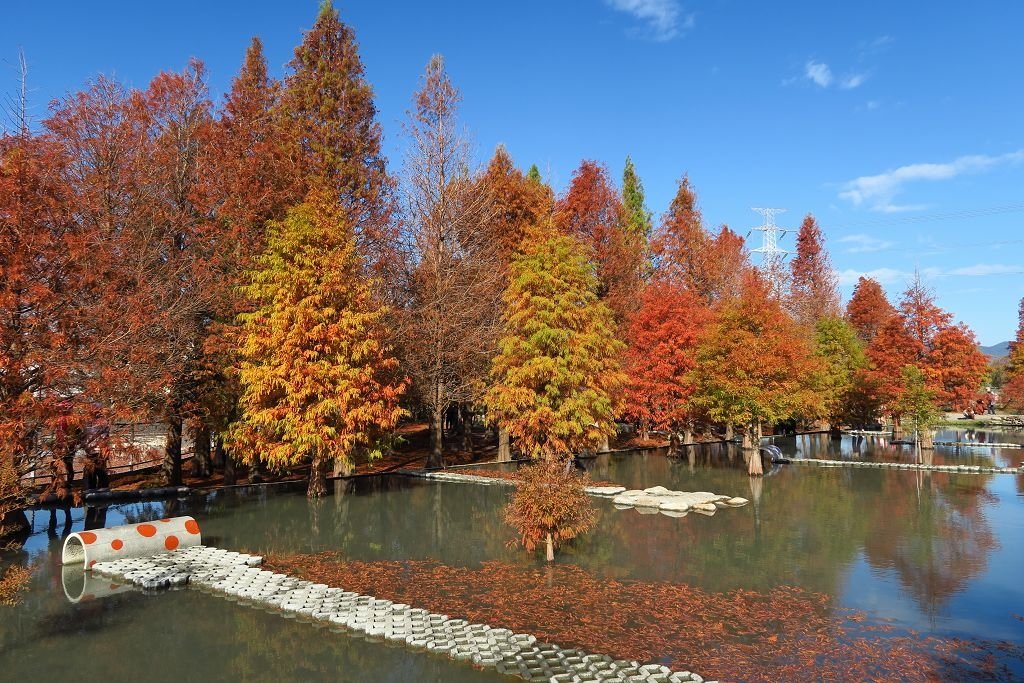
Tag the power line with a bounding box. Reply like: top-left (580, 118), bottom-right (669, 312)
top-left (825, 201), bottom-right (1024, 231)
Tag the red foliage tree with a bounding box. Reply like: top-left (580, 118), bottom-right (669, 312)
top-left (899, 275), bottom-right (952, 355)
top-left (863, 316), bottom-right (923, 422)
top-left (622, 281), bottom-right (712, 441)
top-left (555, 160), bottom-right (643, 323)
top-left (278, 1), bottom-right (396, 275)
top-left (788, 213), bottom-right (840, 331)
top-left (1000, 297), bottom-right (1024, 410)
top-left (846, 276), bottom-right (894, 344)
top-left (652, 175), bottom-right (750, 303)
top-left (926, 324), bottom-right (987, 410)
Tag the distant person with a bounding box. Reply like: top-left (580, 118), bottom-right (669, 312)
top-left (985, 389), bottom-right (997, 415)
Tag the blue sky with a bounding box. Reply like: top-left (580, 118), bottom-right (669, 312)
top-left (4, 0), bottom-right (1022, 344)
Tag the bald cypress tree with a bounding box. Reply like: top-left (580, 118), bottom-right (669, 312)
top-left (621, 156), bottom-right (652, 243)
top-left (279, 0), bottom-right (395, 270)
top-left (789, 214), bottom-right (840, 332)
top-left (486, 221), bottom-right (625, 460)
top-left (230, 192), bottom-right (406, 498)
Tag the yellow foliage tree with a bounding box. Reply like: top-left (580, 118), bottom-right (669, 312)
top-left (230, 192), bottom-right (406, 497)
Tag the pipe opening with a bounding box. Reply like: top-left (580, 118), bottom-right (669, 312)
top-left (62, 535), bottom-right (86, 565)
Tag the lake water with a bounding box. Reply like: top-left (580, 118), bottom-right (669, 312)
top-left (2, 430), bottom-right (1022, 681)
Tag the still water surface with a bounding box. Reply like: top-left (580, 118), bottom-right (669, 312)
top-left (2, 430), bottom-right (1022, 681)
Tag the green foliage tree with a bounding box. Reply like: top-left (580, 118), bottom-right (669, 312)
top-left (229, 192), bottom-right (406, 497)
top-left (621, 155), bottom-right (652, 243)
top-left (895, 365), bottom-right (938, 448)
top-left (812, 317), bottom-right (867, 428)
top-left (485, 221), bottom-right (625, 460)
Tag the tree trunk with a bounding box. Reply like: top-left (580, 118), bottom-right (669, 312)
top-left (598, 434), bottom-right (610, 453)
top-left (683, 423), bottom-right (693, 445)
top-left (163, 416), bottom-right (183, 486)
top-left (427, 404), bottom-right (444, 469)
top-left (333, 457), bottom-right (353, 478)
top-left (668, 431), bottom-right (680, 456)
top-left (497, 426), bottom-right (511, 462)
top-left (748, 447), bottom-right (764, 476)
top-left (192, 424), bottom-right (211, 478)
top-left (741, 423), bottom-right (755, 451)
top-left (920, 429), bottom-right (934, 449)
top-left (545, 532), bottom-right (554, 562)
top-left (220, 438), bottom-right (236, 486)
top-left (308, 455), bottom-right (327, 498)
top-left (639, 423), bottom-right (649, 441)
top-left (212, 434), bottom-right (225, 469)
top-left (724, 424), bottom-right (734, 441)
top-left (461, 405), bottom-right (473, 454)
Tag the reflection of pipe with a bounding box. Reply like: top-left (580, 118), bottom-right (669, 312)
top-left (61, 565), bottom-right (135, 603)
top-left (62, 516), bottom-right (202, 569)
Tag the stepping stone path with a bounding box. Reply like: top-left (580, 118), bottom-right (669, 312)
top-left (406, 472), bottom-right (748, 520)
top-left (90, 545), bottom-right (715, 683)
top-left (789, 458), bottom-right (1023, 474)
top-left (607, 487), bottom-right (748, 518)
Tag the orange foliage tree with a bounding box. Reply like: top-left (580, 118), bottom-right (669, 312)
top-left (503, 458), bottom-right (597, 561)
top-left (652, 175), bottom-right (748, 303)
top-left (690, 270), bottom-right (820, 455)
top-left (927, 324), bottom-right (987, 410)
top-left (863, 315), bottom-right (924, 425)
top-left (479, 145), bottom-right (553, 266)
top-left (229, 193), bottom-right (406, 497)
top-left (622, 281), bottom-right (712, 442)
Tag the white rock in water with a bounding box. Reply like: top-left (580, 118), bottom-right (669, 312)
top-left (585, 485), bottom-right (626, 495)
top-left (621, 490), bottom-right (644, 497)
top-left (726, 497), bottom-right (749, 506)
top-left (631, 494), bottom-right (663, 508)
top-left (635, 506), bottom-right (660, 515)
top-left (660, 510), bottom-right (688, 518)
top-left (612, 494), bottom-right (640, 506)
top-left (642, 485), bottom-right (671, 495)
top-left (693, 502), bottom-right (717, 512)
top-left (658, 499), bottom-right (690, 512)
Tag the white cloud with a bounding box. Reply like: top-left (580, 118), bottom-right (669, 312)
top-left (836, 267), bottom-right (908, 286)
top-left (804, 60), bottom-right (833, 87)
top-left (858, 35), bottom-right (894, 58)
top-left (945, 263), bottom-right (1024, 277)
top-left (866, 100), bottom-right (880, 110)
top-left (837, 264), bottom-right (1023, 286)
top-left (839, 150), bottom-right (1024, 212)
top-left (605, 0), bottom-right (690, 41)
top-left (838, 233), bottom-right (894, 253)
top-left (840, 73), bottom-right (867, 89)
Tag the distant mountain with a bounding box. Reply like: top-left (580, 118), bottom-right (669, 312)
top-left (980, 341), bottom-right (1011, 358)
